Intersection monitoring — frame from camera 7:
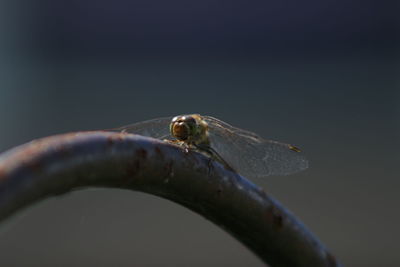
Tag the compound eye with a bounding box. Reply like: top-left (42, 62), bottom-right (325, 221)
top-left (171, 116), bottom-right (180, 123)
top-left (171, 121), bottom-right (189, 140)
top-left (182, 116), bottom-right (196, 126)
top-left (170, 115), bottom-right (198, 141)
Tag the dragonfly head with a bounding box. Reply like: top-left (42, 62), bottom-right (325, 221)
top-left (170, 114), bottom-right (208, 143)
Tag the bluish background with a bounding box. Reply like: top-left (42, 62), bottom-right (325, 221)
top-left (0, 0), bottom-right (398, 266)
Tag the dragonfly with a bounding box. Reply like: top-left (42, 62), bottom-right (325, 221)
top-left (113, 114), bottom-right (308, 179)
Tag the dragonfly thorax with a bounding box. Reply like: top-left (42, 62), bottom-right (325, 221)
top-left (170, 114), bottom-right (210, 146)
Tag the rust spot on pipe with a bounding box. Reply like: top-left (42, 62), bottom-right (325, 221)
top-left (136, 148), bottom-right (147, 160)
top-left (266, 206), bottom-right (284, 230)
top-left (56, 144), bottom-right (73, 158)
top-left (154, 146), bottom-right (164, 160)
top-left (124, 149), bottom-right (148, 179)
top-left (107, 135), bottom-right (115, 146)
top-left (107, 133), bottom-right (126, 146)
top-left (25, 159), bottom-right (43, 173)
top-left (19, 144), bottom-right (42, 159)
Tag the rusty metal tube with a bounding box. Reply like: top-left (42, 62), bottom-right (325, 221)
top-left (0, 131), bottom-right (340, 266)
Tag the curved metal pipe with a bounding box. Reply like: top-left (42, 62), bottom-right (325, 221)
top-left (0, 131), bottom-right (340, 267)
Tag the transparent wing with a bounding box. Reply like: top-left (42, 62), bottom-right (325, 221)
top-left (204, 116), bottom-right (308, 178)
top-left (111, 116), bottom-right (173, 140)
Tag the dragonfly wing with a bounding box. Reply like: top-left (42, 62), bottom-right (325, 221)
top-left (111, 116), bottom-right (173, 140)
top-left (204, 116), bottom-right (308, 178)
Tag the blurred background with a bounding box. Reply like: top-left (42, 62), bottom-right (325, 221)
top-left (0, 0), bottom-right (398, 266)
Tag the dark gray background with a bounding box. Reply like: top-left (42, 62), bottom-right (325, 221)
top-left (0, 0), bottom-right (398, 266)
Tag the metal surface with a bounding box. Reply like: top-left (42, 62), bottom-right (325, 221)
top-left (0, 131), bottom-right (340, 267)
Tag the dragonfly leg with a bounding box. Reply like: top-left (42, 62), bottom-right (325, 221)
top-left (194, 144), bottom-right (236, 173)
top-left (164, 139), bottom-right (190, 153)
top-left (207, 157), bottom-right (213, 176)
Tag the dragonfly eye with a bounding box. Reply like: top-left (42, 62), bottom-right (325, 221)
top-left (182, 116), bottom-right (196, 125)
top-left (170, 115), bottom-right (199, 141)
top-left (171, 121), bottom-right (189, 140)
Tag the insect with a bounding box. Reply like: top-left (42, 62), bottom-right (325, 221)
top-left (114, 114), bottom-right (308, 178)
